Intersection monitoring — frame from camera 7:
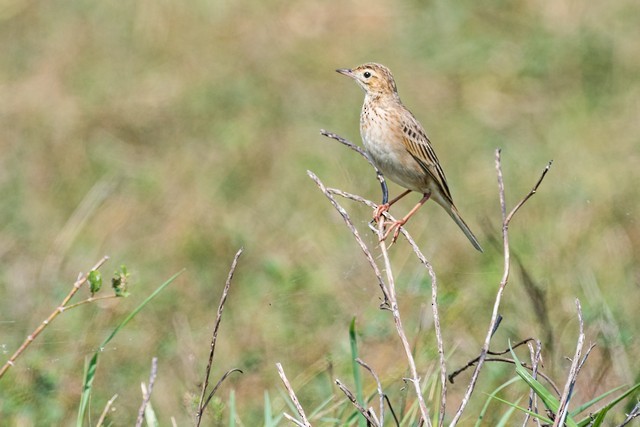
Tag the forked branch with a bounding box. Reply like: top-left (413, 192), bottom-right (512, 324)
top-left (0, 256), bottom-right (110, 379)
top-left (450, 151), bottom-right (552, 426)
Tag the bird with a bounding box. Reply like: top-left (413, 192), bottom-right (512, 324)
top-left (336, 63), bottom-right (483, 252)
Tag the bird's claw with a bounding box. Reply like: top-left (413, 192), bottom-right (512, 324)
top-left (373, 203), bottom-right (390, 222)
top-left (380, 220), bottom-right (405, 244)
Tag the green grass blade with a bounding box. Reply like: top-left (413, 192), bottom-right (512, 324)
top-left (264, 391), bottom-right (273, 427)
top-left (308, 394), bottom-right (335, 419)
top-left (349, 317), bottom-right (366, 427)
top-left (580, 381), bottom-right (640, 427)
top-left (229, 390), bottom-right (236, 427)
top-left (495, 396), bottom-right (521, 427)
top-left (474, 376), bottom-right (521, 427)
top-left (489, 394), bottom-right (553, 424)
top-left (144, 400), bottom-right (159, 427)
top-left (570, 384), bottom-right (625, 417)
top-left (263, 390), bottom-right (283, 427)
top-left (509, 344), bottom-right (578, 427)
top-left (76, 270), bottom-right (183, 427)
top-left (509, 346), bottom-right (559, 412)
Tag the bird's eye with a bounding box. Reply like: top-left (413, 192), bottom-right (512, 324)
top-left (363, 71), bottom-right (371, 78)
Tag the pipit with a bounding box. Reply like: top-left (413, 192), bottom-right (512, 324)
top-left (337, 63), bottom-right (483, 252)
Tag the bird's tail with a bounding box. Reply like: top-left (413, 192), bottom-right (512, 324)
top-left (445, 204), bottom-right (483, 252)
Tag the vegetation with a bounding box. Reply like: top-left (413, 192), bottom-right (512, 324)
top-left (0, 0), bottom-right (638, 425)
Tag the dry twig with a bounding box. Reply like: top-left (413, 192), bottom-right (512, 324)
top-left (554, 299), bottom-right (595, 427)
top-left (0, 256), bottom-right (110, 379)
top-left (308, 171), bottom-right (390, 305)
top-left (135, 357), bottom-right (158, 427)
top-left (523, 340), bottom-right (543, 427)
top-left (321, 129), bottom-right (388, 204)
top-left (619, 401), bottom-right (640, 427)
top-left (195, 248), bottom-right (244, 427)
top-left (95, 394), bottom-right (118, 427)
top-left (377, 219), bottom-right (432, 426)
top-left (335, 378), bottom-right (380, 425)
top-left (356, 358), bottom-right (385, 426)
top-left (317, 130), bottom-right (448, 426)
top-left (450, 151), bottom-right (551, 426)
top-left (276, 362), bottom-right (312, 427)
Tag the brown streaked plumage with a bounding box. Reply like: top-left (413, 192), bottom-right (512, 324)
top-left (336, 63), bottom-right (483, 251)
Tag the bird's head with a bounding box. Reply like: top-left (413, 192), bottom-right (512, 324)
top-left (336, 63), bottom-right (398, 96)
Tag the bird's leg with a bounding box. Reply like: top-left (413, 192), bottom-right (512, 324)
top-left (381, 192), bottom-right (431, 242)
top-left (374, 189), bottom-right (412, 221)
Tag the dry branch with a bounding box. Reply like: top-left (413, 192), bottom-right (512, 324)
top-left (335, 378), bottom-right (380, 425)
top-left (135, 357), bottom-right (158, 427)
top-left (316, 130), bottom-right (450, 426)
top-left (450, 151), bottom-right (551, 426)
top-left (356, 358), bottom-right (385, 426)
top-left (308, 171), bottom-right (390, 305)
top-left (95, 394), bottom-right (118, 427)
top-left (523, 340), bottom-right (543, 427)
top-left (195, 248), bottom-right (244, 427)
top-left (276, 363), bottom-right (312, 427)
top-left (0, 256), bottom-right (110, 379)
top-left (554, 299), bottom-right (595, 427)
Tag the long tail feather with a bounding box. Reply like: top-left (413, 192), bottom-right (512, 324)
top-left (446, 204), bottom-right (483, 252)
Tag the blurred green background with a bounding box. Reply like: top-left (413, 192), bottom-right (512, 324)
top-left (1, 0), bottom-right (638, 424)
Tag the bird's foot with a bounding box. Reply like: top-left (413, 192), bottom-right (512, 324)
top-left (373, 203), bottom-right (390, 221)
top-left (380, 219), bottom-right (406, 243)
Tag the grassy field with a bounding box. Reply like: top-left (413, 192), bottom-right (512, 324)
top-left (1, 0), bottom-right (639, 425)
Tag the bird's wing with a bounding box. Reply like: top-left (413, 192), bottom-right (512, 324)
top-left (400, 113), bottom-right (454, 203)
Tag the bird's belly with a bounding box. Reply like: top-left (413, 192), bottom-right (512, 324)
top-left (361, 131), bottom-right (429, 193)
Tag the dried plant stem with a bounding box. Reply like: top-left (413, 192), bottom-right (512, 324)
top-left (276, 363), bottom-right (312, 427)
top-left (523, 340), bottom-right (543, 427)
top-left (336, 378), bottom-right (381, 425)
top-left (327, 187), bottom-right (447, 425)
top-left (63, 295), bottom-right (119, 310)
top-left (356, 358), bottom-right (385, 426)
top-left (619, 402), bottom-right (640, 426)
top-left (315, 130), bottom-right (445, 425)
top-left (321, 129), bottom-right (389, 204)
top-left (398, 227), bottom-right (446, 426)
top-left (308, 171), bottom-right (390, 305)
top-left (554, 299), bottom-right (591, 427)
top-left (95, 394), bottom-right (118, 427)
top-left (135, 357), bottom-right (158, 427)
top-left (0, 256), bottom-right (110, 379)
top-left (195, 248), bottom-right (243, 427)
top-left (450, 151), bottom-right (551, 426)
top-left (377, 220), bottom-right (432, 426)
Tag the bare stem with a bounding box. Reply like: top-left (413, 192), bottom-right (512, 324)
top-left (399, 227), bottom-right (446, 426)
top-left (64, 295), bottom-right (119, 310)
top-left (135, 357), bottom-right (158, 427)
top-left (320, 129), bottom-right (388, 203)
top-left (450, 151), bottom-right (551, 425)
top-left (523, 340), bottom-right (542, 427)
top-left (336, 378), bottom-right (380, 426)
top-left (308, 171), bottom-right (390, 305)
top-left (95, 394), bottom-right (118, 427)
top-left (276, 363), bottom-right (312, 427)
top-left (377, 220), bottom-right (432, 426)
top-left (0, 256), bottom-right (110, 379)
top-left (554, 299), bottom-right (586, 427)
top-left (196, 248), bottom-right (243, 427)
top-left (356, 358), bottom-right (385, 426)
top-left (315, 130), bottom-right (446, 425)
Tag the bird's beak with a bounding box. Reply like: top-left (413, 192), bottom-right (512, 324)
top-left (336, 68), bottom-right (355, 78)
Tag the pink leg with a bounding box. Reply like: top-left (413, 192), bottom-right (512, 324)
top-left (374, 189), bottom-right (412, 221)
top-left (381, 193), bottom-right (431, 242)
